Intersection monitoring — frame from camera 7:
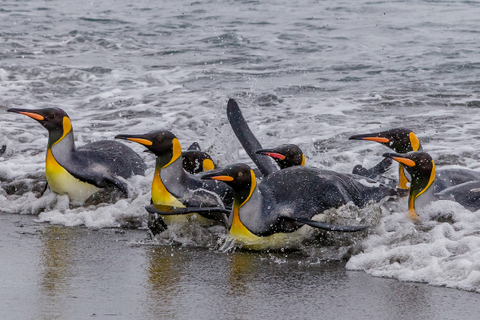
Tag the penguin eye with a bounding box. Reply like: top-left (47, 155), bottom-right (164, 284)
top-left (238, 172), bottom-right (243, 178)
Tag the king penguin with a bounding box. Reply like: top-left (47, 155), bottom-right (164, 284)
top-left (195, 163), bottom-right (396, 250)
top-left (8, 108), bottom-right (146, 203)
top-left (350, 128), bottom-right (480, 193)
top-left (181, 142), bottom-right (216, 174)
top-left (349, 128), bottom-right (422, 189)
top-left (115, 130), bottom-right (233, 235)
top-left (383, 152), bottom-right (436, 221)
top-left (256, 144), bottom-right (305, 169)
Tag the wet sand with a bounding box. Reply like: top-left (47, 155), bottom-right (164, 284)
top-left (1, 214), bottom-right (480, 320)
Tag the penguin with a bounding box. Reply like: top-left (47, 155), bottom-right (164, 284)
top-left (386, 151), bottom-right (480, 214)
top-left (256, 144), bottom-right (305, 169)
top-left (349, 128), bottom-right (422, 189)
top-left (7, 108), bottom-right (146, 203)
top-left (181, 142), bottom-right (216, 174)
top-left (144, 141), bottom-right (216, 175)
top-left (349, 128), bottom-right (480, 193)
top-left (195, 163), bottom-right (395, 249)
top-left (115, 130), bottom-right (233, 234)
top-left (382, 152), bottom-right (436, 221)
top-left (148, 163), bottom-right (398, 249)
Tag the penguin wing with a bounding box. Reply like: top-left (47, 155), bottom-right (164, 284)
top-left (145, 204), bottom-right (231, 215)
top-left (78, 140), bottom-right (147, 177)
top-left (283, 216), bottom-right (368, 232)
top-left (435, 181), bottom-right (480, 212)
top-left (227, 99), bottom-right (278, 176)
top-left (434, 168), bottom-right (480, 193)
top-left (146, 204), bottom-right (231, 223)
top-left (61, 150), bottom-right (130, 195)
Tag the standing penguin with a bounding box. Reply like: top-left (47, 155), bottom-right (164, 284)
top-left (8, 108), bottom-right (146, 203)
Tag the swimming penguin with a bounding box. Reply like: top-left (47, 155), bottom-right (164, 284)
top-left (181, 142), bottom-right (216, 174)
top-left (256, 144), bottom-right (305, 169)
top-left (195, 163), bottom-right (395, 249)
top-left (349, 128), bottom-right (422, 189)
top-left (115, 130), bottom-right (233, 234)
top-left (7, 108), bottom-right (146, 203)
top-left (350, 128), bottom-right (480, 193)
top-left (383, 152), bottom-right (436, 220)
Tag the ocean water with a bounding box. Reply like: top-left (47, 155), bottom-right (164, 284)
top-left (2, 0), bottom-right (480, 300)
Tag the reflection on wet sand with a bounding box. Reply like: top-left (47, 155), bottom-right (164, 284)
top-left (38, 225), bottom-right (76, 320)
top-left (144, 246), bottom-right (187, 318)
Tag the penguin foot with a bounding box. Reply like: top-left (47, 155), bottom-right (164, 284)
top-left (148, 213), bottom-right (168, 236)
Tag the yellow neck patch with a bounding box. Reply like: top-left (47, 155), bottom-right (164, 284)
top-left (229, 170), bottom-right (259, 241)
top-left (301, 154), bottom-right (305, 166)
top-left (162, 138), bottom-right (182, 169)
top-left (398, 164), bottom-right (409, 189)
top-left (151, 166), bottom-right (185, 208)
top-left (53, 117), bottom-right (72, 146)
top-left (415, 160), bottom-right (435, 199)
top-left (408, 160), bottom-right (435, 221)
top-left (202, 159), bottom-right (215, 171)
top-left (409, 132), bottom-right (420, 151)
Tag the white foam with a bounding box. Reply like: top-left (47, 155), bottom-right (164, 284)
top-left (347, 200), bottom-right (480, 292)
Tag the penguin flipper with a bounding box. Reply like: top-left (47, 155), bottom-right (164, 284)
top-left (227, 99), bottom-right (278, 177)
top-left (145, 204), bottom-right (231, 215)
top-left (353, 157), bottom-right (393, 178)
top-left (286, 217), bottom-right (368, 232)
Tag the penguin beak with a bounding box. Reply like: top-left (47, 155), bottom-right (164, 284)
top-left (8, 108), bottom-right (45, 121)
top-left (201, 169), bottom-right (234, 182)
top-left (256, 149), bottom-right (286, 160)
top-left (115, 134), bottom-right (153, 146)
top-left (383, 153), bottom-right (416, 167)
top-left (349, 133), bottom-right (390, 143)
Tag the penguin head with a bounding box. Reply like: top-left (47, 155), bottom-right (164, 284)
top-left (8, 108), bottom-right (72, 145)
top-left (182, 150), bottom-right (215, 174)
top-left (202, 163), bottom-right (255, 206)
top-left (349, 128), bottom-right (422, 153)
top-left (256, 144), bottom-right (305, 169)
top-left (115, 130), bottom-right (181, 168)
top-left (383, 151), bottom-right (436, 220)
